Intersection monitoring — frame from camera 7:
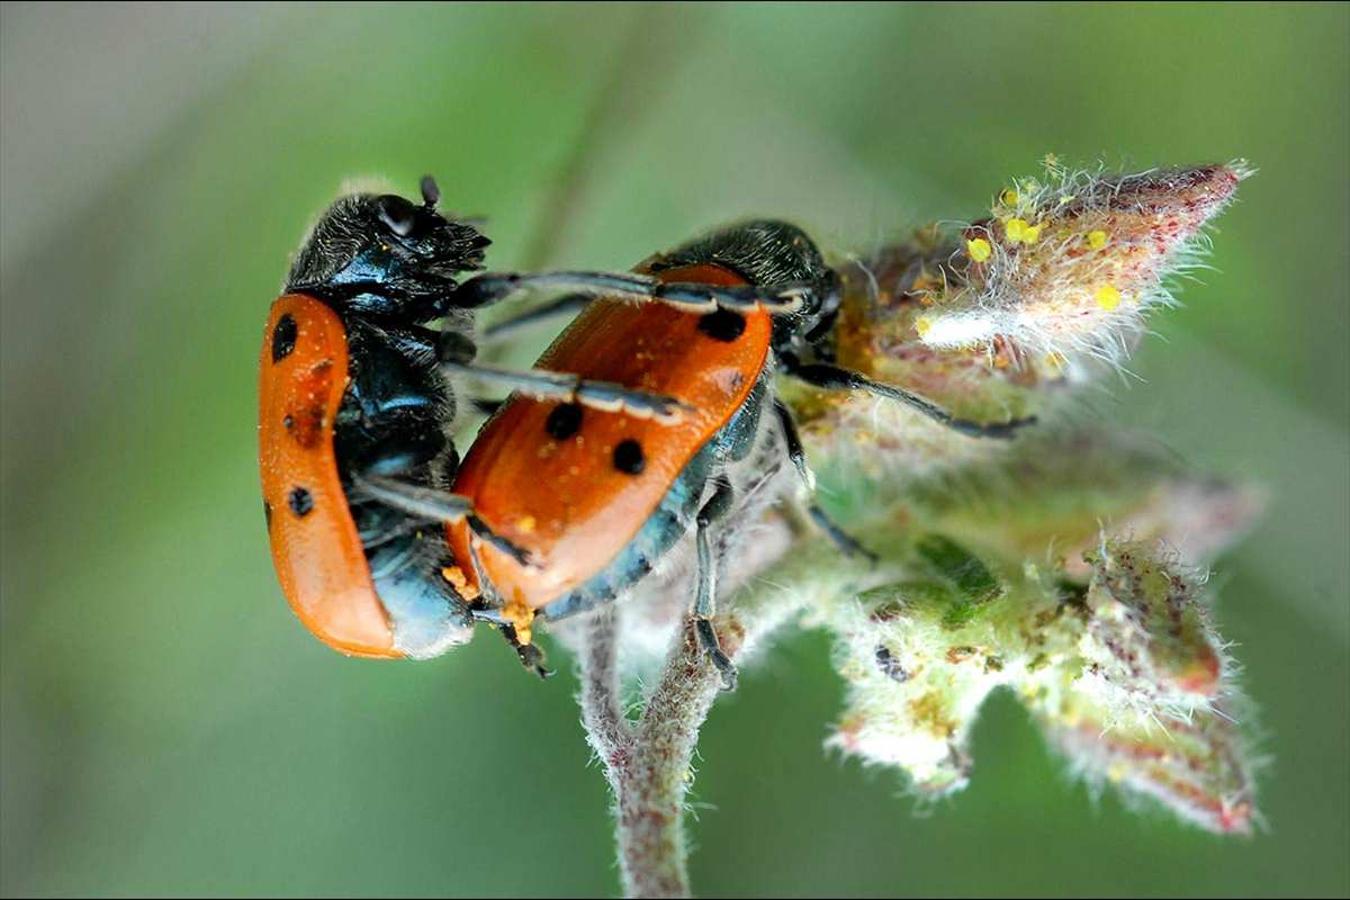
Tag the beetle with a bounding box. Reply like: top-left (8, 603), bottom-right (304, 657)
top-left (258, 177), bottom-right (684, 666)
top-left (442, 220), bottom-right (1033, 688)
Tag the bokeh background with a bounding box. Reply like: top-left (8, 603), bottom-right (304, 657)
top-left (2, 3), bottom-right (1347, 896)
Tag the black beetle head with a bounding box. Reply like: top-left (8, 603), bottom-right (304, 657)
top-left (285, 176), bottom-right (490, 322)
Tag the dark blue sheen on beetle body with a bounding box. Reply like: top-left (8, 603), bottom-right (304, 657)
top-left (330, 247), bottom-right (402, 288)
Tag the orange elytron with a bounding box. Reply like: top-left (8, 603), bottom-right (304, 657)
top-left (259, 294), bottom-right (399, 657)
top-left (442, 218), bottom-right (1024, 687)
top-left (449, 264), bottom-right (770, 619)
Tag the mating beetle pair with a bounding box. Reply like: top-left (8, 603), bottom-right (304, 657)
top-left (258, 177), bottom-right (1029, 687)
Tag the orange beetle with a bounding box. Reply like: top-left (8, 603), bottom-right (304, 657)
top-left (444, 221), bottom-right (1033, 687)
top-left (260, 293), bottom-right (401, 657)
top-left (259, 177), bottom-right (684, 665)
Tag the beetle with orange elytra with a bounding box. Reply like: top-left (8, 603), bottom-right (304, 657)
top-left (258, 177), bottom-right (686, 670)
top-left (433, 220), bottom-right (1034, 688)
top-left (259, 180), bottom-right (1032, 684)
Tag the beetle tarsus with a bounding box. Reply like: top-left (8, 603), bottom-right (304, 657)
top-left (500, 623), bottom-right (553, 679)
top-left (695, 618), bottom-right (738, 692)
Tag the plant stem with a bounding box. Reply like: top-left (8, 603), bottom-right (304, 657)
top-left (578, 610), bottom-right (731, 898)
top-left (574, 539), bottom-right (846, 897)
top-left (618, 619), bottom-right (736, 898)
top-left (578, 608), bottom-right (632, 774)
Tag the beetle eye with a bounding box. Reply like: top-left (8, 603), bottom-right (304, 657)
top-left (377, 195), bottom-right (417, 237)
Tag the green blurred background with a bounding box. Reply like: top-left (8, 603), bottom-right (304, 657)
top-left (2, 3), bottom-right (1347, 896)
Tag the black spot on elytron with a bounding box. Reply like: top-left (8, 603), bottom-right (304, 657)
top-left (697, 308), bottom-right (746, 342)
top-left (613, 439), bottom-right (645, 475)
top-left (288, 486), bottom-right (314, 517)
top-left (263, 500), bottom-right (273, 528)
top-left (272, 314), bottom-right (298, 362)
top-left (546, 403), bottom-right (583, 440)
top-left (282, 414), bottom-right (295, 431)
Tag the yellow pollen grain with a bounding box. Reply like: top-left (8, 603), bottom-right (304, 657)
top-left (1088, 230), bottom-right (1109, 250)
top-left (915, 314), bottom-right (934, 338)
top-left (966, 237), bottom-right (992, 262)
top-left (502, 597), bottom-right (535, 645)
top-left (1005, 218), bottom-right (1041, 245)
top-left (1095, 284), bottom-right (1122, 311)
top-left (1000, 188), bottom-right (1019, 206)
top-left (441, 565), bottom-right (481, 601)
top-left (516, 515), bottom-right (537, 535)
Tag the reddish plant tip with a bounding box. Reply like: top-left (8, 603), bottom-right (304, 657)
top-left (909, 159), bottom-right (1250, 363)
top-left (1055, 715), bottom-right (1256, 836)
top-left (1168, 643), bottom-right (1224, 698)
top-left (1093, 163), bottom-right (1244, 212)
top-left (1075, 163), bottom-right (1246, 250)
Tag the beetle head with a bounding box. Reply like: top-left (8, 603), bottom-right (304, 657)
top-left (286, 176), bottom-right (490, 322)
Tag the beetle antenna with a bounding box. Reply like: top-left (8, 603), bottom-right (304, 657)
top-left (419, 175), bottom-right (441, 210)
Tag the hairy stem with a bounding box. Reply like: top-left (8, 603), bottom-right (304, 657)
top-left (574, 538), bottom-right (843, 897)
top-left (577, 612), bottom-right (725, 898)
top-left (615, 619), bottom-right (737, 898)
top-left (578, 607), bottom-right (633, 774)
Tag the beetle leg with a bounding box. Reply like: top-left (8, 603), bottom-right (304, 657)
top-left (771, 399), bottom-right (878, 563)
top-left (465, 539), bottom-right (505, 611)
top-left (772, 397), bottom-right (817, 491)
top-left (693, 475), bottom-right (738, 692)
top-left (502, 622), bottom-right (554, 680)
top-left (479, 292), bottom-right (593, 343)
top-left (468, 608), bottom-right (553, 679)
top-left (464, 546), bottom-right (551, 678)
top-left (438, 328), bottom-right (688, 421)
top-left (352, 474), bottom-right (532, 566)
top-left (806, 505), bottom-right (878, 564)
top-left (778, 355), bottom-right (1037, 439)
top-left (467, 397), bottom-right (504, 416)
top-left (514, 631), bottom-right (554, 680)
top-left (353, 473), bottom-right (474, 520)
top-left (441, 360), bottom-right (691, 423)
top-left (454, 270), bottom-right (814, 316)
top-left (356, 517), bottom-right (421, 550)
